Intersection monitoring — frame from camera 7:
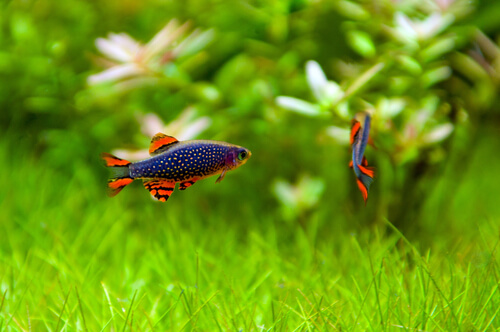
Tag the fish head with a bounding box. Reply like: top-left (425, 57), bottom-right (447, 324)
top-left (225, 146), bottom-right (252, 169)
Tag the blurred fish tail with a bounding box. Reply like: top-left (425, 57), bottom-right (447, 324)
top-left (357, 165), bottom-right (375, 204)
top-left (100, 152), bottom-right (134, 197)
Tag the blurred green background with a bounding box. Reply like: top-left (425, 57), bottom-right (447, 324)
top-left (1, 0), bottom-right (500, 330)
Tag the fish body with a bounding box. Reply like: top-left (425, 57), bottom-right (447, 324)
top-left (349, 114), bottom-right (375, 204)
top-left (101, 133), bottom-right (251, 202)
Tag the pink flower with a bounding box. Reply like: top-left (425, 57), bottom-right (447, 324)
top-left (88, 20), bottom-right (214, 87)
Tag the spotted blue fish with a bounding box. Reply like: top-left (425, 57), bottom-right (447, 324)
top-left (101, 133), bottom-right (251, 202)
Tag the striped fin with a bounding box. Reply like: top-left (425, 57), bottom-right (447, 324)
top-left (101, 153), bottom-right (133, 197)
top-left (348, 154), bottom-right (368, 170)
top-left (143, 179), bottom-right (175, 202)
top-left (179, 180), bottom-right (196, 191)
top-left (356, 165), bottom-right (375, 204)
top-left (358, 164), bottom-right (375, 178)
top-left (107, 178), bottom-right (134, 197)
top-left (149, 133), bottom-right (179, 156)
top-left (101, 152), bottom-right (131, 167)
top-left (356, 179), bottom-right (369, 205)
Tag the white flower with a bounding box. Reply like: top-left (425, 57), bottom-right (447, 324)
top-left (87, 63), bottom-right (145, 85)
top-left (306, 60), bottom-right (344, 104)
top-left (95, 33), bottom-right (141, 63)
top-left (326, 126), bottom-right (351, 145)
top-left (276, 61), bottom-right (344, 117)
top-left (275, 96), bottom-right (322, 116)
top-left (421, 123), bottom-right (454, 144)
top-left (433, 0), bottom-right (457, 11)
top-left (377, 97), bottom-right (406, 119)
top-left (161, 107), bottom-right (212, 141)
top-left (393, 12), bottom-right (454, 43)
top-left (113, 107), bottom-right (211, 161)
top-left (272, 175), bottom-right (325, 220)
top-left (88, 20), bottom-right (214, 86)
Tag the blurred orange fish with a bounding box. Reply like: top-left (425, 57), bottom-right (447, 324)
top-left (349, 114), bottom-right (375, 204)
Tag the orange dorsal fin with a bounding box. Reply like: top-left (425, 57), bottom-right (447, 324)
top-left (350, 120), bottom-right (361, 145)
top-left (149, 133), bottom-right (179, 155)
top-left (143, 179), bottom-right (175, 202)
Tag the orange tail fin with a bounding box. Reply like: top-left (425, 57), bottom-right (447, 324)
top-left (100, 153), bottom-right (134, 197)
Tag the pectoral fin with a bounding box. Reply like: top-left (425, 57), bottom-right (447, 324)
top-left (143, 179), bottom-right (175, 202)
top-left (215, 168), bottom-right (228, 184)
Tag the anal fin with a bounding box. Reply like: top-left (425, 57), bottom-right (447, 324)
top-left (143, 179), bottom-right (175, 202)
top-left (179, 180), bottom-right (196, 191)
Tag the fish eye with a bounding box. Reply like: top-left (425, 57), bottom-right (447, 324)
top-left (237, 150), bottom-right (247, 161)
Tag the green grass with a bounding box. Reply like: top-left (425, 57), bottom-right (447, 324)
top-left (0, 143), bottom-right (499, 331)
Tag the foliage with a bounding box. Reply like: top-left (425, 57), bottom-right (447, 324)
top-left (1, 0), bottom-right (500, 330)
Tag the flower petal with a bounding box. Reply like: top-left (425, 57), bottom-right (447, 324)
top-left (96, 37), bottom-right (134, 62)
top-left (108, 33), bottom-right (141, 55)
top-left (176, 117), bottom-right (212, 140)
top-left (87, 63), bottom-right (144, 85)
top-left (422, 123), bottom-right (454, 144)
top-left (172, 28), bottom-right (215, 58)
top-left (395, 12), bottom-right (417, 40)
top-left (418, 13), bottom-right (454, 40)
top-left (326, 126), bottom-right (351, 145)
top-left (306, 60), bottom-right (328, 102)
top-left (169, 108), bottom-right (211, 139)
top-left (276, 96), bottom-right (322, 116)
top-left (112, 149), bottom-right (150, 161)
top-left (142, 20), bottom-right (190, 62)
top-left (139, 113), bottom-right (166, 138)
top-left (322, 81), bottom-right (344, 104)
top-left (378, 97), bottom-right (406, 119)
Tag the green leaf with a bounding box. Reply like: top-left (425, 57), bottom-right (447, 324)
top-left (346, 30), bottom-right (376, 58)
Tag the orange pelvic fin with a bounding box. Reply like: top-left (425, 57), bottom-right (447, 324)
top-left (149, 133), bottom-right (179, 155)
top-left (143, 179), bottom-right (175, 202)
